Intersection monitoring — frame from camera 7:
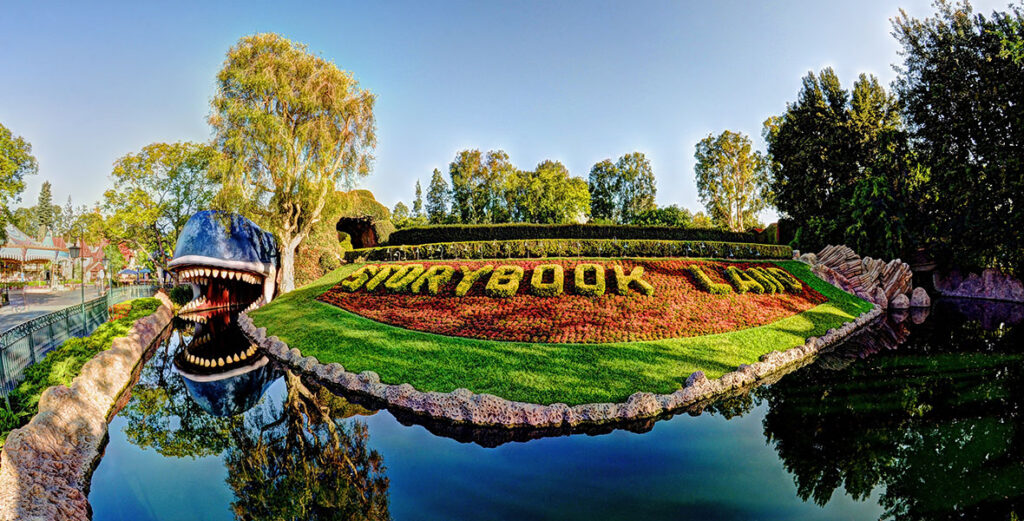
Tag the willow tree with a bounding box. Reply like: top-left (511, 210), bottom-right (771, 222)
top-left (210, 33), bottom-right (376, 292)
top-left (694, 130), bottom-right (769, 232)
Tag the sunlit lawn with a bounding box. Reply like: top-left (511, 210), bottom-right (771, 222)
top-left (250, 259), bottom-right (871, 405)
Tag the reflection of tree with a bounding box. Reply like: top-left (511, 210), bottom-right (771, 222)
top-left (120, 330), bottom-right (390, 520)
top-left (225, 371), bottom-right (389, 520)
top-left (760, 303), bottom-right (1024, 520)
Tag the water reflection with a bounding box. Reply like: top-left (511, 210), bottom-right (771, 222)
top-left (113, 311), bottom-right (391, 520)
top-left (758, 299), bottom-right (1024, 520)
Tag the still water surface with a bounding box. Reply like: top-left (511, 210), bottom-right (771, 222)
top-left (89, 298), bottom-right (1024, 520)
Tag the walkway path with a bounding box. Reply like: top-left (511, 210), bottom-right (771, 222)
top-left (0, 286), bottom-right (105, 334)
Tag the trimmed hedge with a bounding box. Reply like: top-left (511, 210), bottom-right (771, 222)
top-left (456, 265), bottom-right (493, 297)
top-left (530, 264), bottom-right (564, 297)
top-left (686, 265), bottom-right (732, 295)
top-left (725, 266), bottom-right (765, 294)
top-left (383, 264), bottom-right (424, 293)
top-left (410, 265), bottom-right (455, 295)
top-left (748, 267), bottom-right (783, 294)
top-left (484, 265), bottom-right (524, 298)
top-left (574, 263), bottom-right (606, 296)
top-left (613, 265), bottom-right (654, 296)
top-left (386, 223), bottom-right (762, 246)
top-left (345, 238), bottom-right (792, 263)
top-left (767, 267), bottom-right (803, 292)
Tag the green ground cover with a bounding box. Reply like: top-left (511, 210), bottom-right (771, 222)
top-left (250, 259), bottom-right (872, 405)
top-left (0, 297), bottom-right (163, 447)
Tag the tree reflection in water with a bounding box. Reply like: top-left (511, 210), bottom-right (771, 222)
top-left (118, 319), bottom-right (391, 520)
top-left (755, 299), bottom-right (1024, 520)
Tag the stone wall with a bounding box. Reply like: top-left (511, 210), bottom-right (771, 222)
top-left (801, 245), bottom-right (930, 310)
top-left (933, 268), bottom-right (1024, 303)
top-left (240, 303), bottom-right (883, 429)
top-left (0, 293), bottom-right (174, 521)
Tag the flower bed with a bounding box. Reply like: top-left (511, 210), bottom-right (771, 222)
top-left (318, 259), bottom-right (826, 344)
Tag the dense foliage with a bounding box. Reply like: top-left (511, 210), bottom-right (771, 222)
top-left (893, 1), bottom-right (1024, 274)
top-left (320, 259), bottom-right (823, 343)
top-left (346, 238), bottom-right (791, 263)
top-left (0, 297), bottom-right (162, 447)
top-left (0, 122), bottom-right (37, 242)
top-left (694, 130), bottom-right (770, 231)
top-left (387, 222), bottom-right (758, 245)
top-left (587, 152), bottom-right (657, 224)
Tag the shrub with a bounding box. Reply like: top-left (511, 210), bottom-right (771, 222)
top-left (484, 265), bottom-right (524, 298)
top-left (767, 267), bottom-right (803, 292)
top-left (383, 264), bottom-right (425, 293)
top-left (410, 265), bottom-right (455, 295)
top-left (573, 263), bottom-right (606, 296)
top-left (724, 266), bottom-right (765, 294)
top-left (744, 267), bottom-right (778, 294)
top-left (686, 265), bottom-right (732, 295)
top-left (345, 238), bottom-right (792, 263)
top-left (530, 264), bottom-right (564, 297)
top-left (613, 265), bottom-right (654, 296)
top-left (364, 266), bottom-right (394, 291)
top-left (386, 223), bottom-right (759, 246)
top-left (455, 265), bottom-right (493, 296)
top-left (340, 265), bottom-right (380, 292)
top-left (169, 285), bottom-right (193, 306)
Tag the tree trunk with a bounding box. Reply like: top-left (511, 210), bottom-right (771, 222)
top-left (280, 244), bottom-right (297, 293)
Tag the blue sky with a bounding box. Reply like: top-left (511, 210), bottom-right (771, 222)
top-left (0, 0), bottom-right (1009, 222)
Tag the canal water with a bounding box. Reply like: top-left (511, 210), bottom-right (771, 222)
top-left (88, 298), bottom-right (1024, 520)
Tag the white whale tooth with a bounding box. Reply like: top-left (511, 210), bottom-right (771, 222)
top-left (216, 357), bottom-right (225, 367)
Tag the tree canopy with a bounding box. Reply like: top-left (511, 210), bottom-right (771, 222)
top-left (210, 33), bottom-right (376, 292)
top-left (0, 123), bottom-right (37, 242)
top-left (505, 160), bottom-right (590, 224)
top-left (694, 130), bottom-right (769, 232)
top-left (587, 152), bottom-right (657, 224)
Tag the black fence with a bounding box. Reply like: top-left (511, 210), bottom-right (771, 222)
top-left (0, 284), bottom-right (159, 395)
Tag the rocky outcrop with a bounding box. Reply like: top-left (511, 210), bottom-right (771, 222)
top-left (240, 304), bottom-right (883, 429)
top-left (933, 268), bottom-right (1024, 303)
top-left (911, 287), bottom-right (931, 308)
top-left (0, 293), bottom-right (173, 521)
top-left (812, 245), bottom-right (926, 309)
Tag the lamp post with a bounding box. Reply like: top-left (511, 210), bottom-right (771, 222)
top-left (102, 257), bottom-right (109, 297)
top-left (69, 240), bottom-right (83, 324)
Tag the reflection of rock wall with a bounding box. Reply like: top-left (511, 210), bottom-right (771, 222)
top-left (934, 268), bottom-right (1024, 303)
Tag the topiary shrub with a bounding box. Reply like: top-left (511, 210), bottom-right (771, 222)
top-left (574, 263), bottom-right (606, 296)
top-left (485, 265), bottom-right (524, 298)
top-left (455, 265), bottom-right (493, 297)
top-left (686, 265), bottom-right (732, 295)
top-left (724, 266), bottom-right (765, 294)
top-left (340, 265), bottom-right (379, 292)
top-left (745, 267), bottom-right (779, 294)
top-left (613, 265), bottom-right (654, 296)
top-left (530, 264), bottom-right (564, 297)
top-left (410, 265), bottom-right (455, 295)
top-left (364, 266), bottom-right (394, 291)
top-left (767, 267), bottom-right (803, 292)
top-left (383, 264), bottom-right (425, 293)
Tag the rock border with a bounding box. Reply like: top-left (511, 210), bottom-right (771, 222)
top-left (239, 302), bottom-right (882, 429)
top-left (0, 293), bottom-right (174, 521)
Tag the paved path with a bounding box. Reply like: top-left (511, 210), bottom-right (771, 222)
top-left (0, 286), bottom-right (105, 334)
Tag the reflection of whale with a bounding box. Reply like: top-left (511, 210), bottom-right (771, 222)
top-left (178, 359), bottom-right (279, 417)
top-left (173, 309), bottom-right (280, 417)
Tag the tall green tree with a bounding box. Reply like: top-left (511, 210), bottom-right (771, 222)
top-left (763, 69), bottom-right (904, 250)
top-left (694, 130), bottom-right (769, 232)
top-left (210, 33), bottom-right (376, 292)
top-left (447, 149), bottom-right (515, 224)
top-left (391, 201), bottom-right (409, 225)
top-left (425, 168), bottom-right (450, 224)
top-left (0, 123), bottom-right (37, 242)
top-left (103, 141), bottom-right (221, 269)
top-left (35, 181), bottom-right (54, 236)
top-left (586, 153), bottom-right (657, 224)
top-left (893, 1), bottom-right (1024, 274)
top-left (412, 180), bottom-right (423, 218)
top-left (634, 205), bottom-right (693, 227)
top-left (506, 160), bottom-right (590, 223)
top-left (615, 152), bottom-right (657, 224)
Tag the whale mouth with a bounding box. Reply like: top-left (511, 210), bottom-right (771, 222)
top-left (173, 310), bottom-right (266, 376)
top-left (175, 265), bottom-right (265, 314)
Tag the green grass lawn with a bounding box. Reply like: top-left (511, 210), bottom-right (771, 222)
top-left (250, 259), bottom-right (871, 405)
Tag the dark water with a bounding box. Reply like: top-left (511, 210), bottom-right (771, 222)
top-left (88, 299), bottom-right (1024, 521)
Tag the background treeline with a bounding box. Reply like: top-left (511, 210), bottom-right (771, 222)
top-left (766, 2), bottom-right (1023, 274)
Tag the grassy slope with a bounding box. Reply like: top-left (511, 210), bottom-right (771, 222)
top-left (250, 259), bottom-right (872, 405)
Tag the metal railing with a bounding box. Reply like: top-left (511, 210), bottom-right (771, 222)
top-left (0, 284), bottom-right (159, 395)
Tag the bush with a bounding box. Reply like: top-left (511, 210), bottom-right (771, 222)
top-left (383, 264), bottom-right (424, 293)
top-left (345, 238), bottom-right (792, 263)
top-left (484, 265), bottom-right (523, 298)
top-left (410, 265), bottom-right (455, 295)
top-left (686, 265), bottom-right (732, 295)
top-left (364, 266), bottom-right (394, 292)
top-left (613, 265), bottom-right (654, 296)
top-left (169, 285), bottom-right (193, 306)
top-left (745, 267), bottom-right (779, 294)
top-left (767, 267), bottom-right (803, 292)
top-left (724, 266), bottom-right (765, 294)
top-left (573, 263), bottom-right (606, 296)
top-left (455, 265), bottom-right (493, 297)
top-left (530, 264), bottom-right (564, 297)
top-left (340, 265), bottom-right (378, 292)
top-left (386, 223), bottom-right (761, 246)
